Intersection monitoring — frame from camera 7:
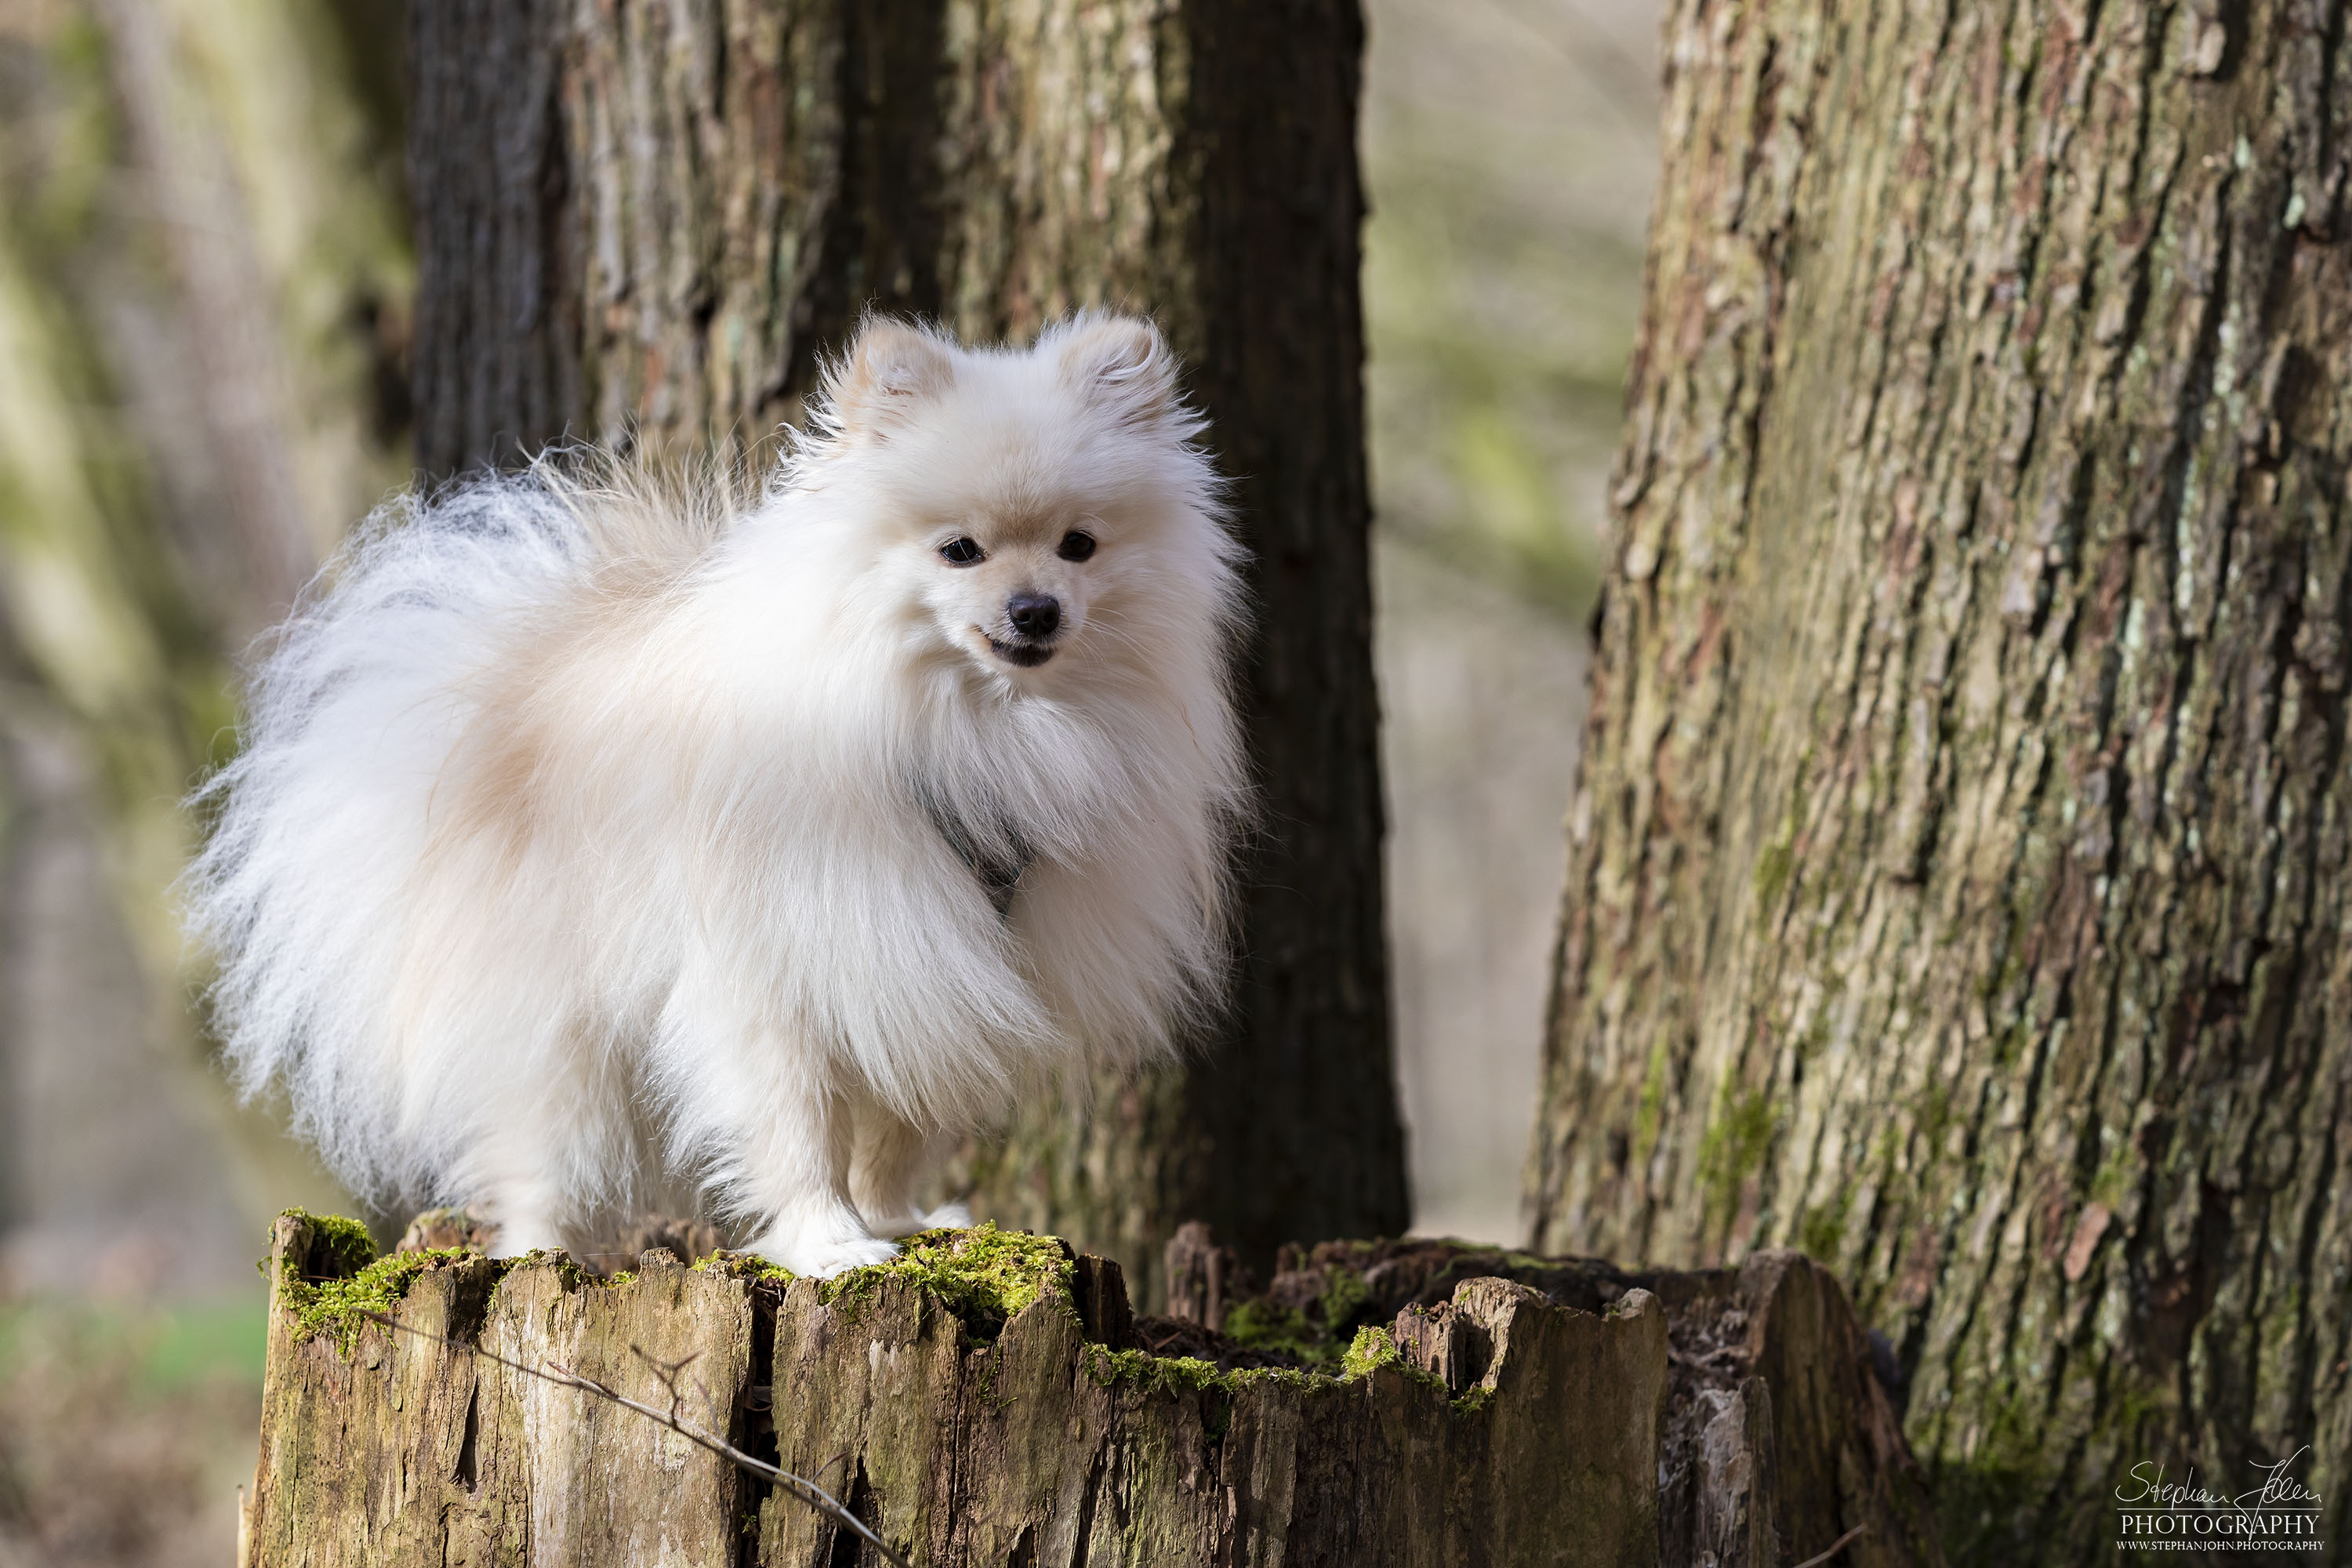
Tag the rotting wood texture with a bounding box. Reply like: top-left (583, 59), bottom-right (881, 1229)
top-left (1530, 1), bottom-right (2352, 1559)
top-left (405, 0), bottom-right (1403, 1308)
top-left (241, 1212), bottom-right (1939, 1566)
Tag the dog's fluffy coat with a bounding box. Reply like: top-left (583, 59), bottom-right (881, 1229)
top-left (185, 316), bottom-right (1247, 1275)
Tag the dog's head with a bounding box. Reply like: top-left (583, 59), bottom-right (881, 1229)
top-left (806, 313), bottom-right (1235, 684)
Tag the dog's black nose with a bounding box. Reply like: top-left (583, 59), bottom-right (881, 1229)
top-left (1007, 593), bottom-right (1061, 640)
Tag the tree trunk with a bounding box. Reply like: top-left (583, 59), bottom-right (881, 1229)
top-left (1530, 1), bottom-right (2352, 1559)
top-left (405, 0), bottom-right (1404, 1306)
top-left (242, 1210), bottom-right (1939, 1566)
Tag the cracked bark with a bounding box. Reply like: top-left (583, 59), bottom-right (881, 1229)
top-left (404, 0), bottom-right (1406, 1306)
top-left (1530, 1), bottom-right (2352, 1559)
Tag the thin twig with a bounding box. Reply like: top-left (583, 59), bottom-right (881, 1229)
top-left (353, 1309), bottom-right (910, 1568)
top-left (1791, 1523), bottom-right (1869, 1568)
top-left (622, 1344), bottom-right (720, 1432)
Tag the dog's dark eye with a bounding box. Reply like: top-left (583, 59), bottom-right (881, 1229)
top-left (1057, 531), bottom-right (1098, 562)
top-left (939, 537), bottom-right (985, 566)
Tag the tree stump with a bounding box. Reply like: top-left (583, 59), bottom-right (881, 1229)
top-left (240, 1213), bottom-right (1938, 1566)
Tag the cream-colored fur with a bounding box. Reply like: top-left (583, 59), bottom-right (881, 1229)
top-left (184, 315), bottom-right (1248, 1275)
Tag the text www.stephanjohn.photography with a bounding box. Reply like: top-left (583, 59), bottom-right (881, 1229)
top-left (2114, 1447), bottom-right (2327, 1553)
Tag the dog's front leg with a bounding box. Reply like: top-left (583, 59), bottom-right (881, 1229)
top-left (848, 1091), bottom-right (971, 1238)
top-left (465, 1147), bottom-right (572, 1259)
top-left (660, 961), bottom-right (898, 1276)
top-left (728, 1054), bottom-right (901, 1278)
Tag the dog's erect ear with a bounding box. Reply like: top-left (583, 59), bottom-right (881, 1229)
top-left (829, 318), bottom-right (956, 441)
top-left (1054, 315), bottom-right (1178, 430)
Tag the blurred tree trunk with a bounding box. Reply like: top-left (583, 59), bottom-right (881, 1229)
top-left (407, 0), bottom-right (1406, 1305)
top-left (1530, 1), bottom-right (2351, 1559)
top-left (0, 2), bottom-right (408, 1283)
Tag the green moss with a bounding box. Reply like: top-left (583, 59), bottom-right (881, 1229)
top-left (1927, 1388), bottom-right (2071, 1564)
top-left (693, 1251), bottom-right (796, 1287)
top-left (1632, 1037), bottom-right (1672, 1163)
top-left (278, 1249), bottom-right (473, 1353)
top-left (1229, 1364), bottom-right (1337, 1395)
top-left (512, 1249), bottom-right (594, 1292)
top-left (1319, 1268), bottom-right (1370, 1334)
top-left (1077, 1343), bottom-right (1367, 1433)
top-left (1222, 1298), bottom-right (1337, 1365)
top-left (820, 1223), bottom-right (1073, 1337)
top-left (1871, 1123), bottom-right (1903, 1189)
top-left (1341, 1324), bottom-right (1399, 1378)
top-left (1915, 1080), bottom-right (1953, 1153)
top-left (1081, 1345), bottom-right (1229, 1396)
top-left (1077, 1323), bottom-right (1440, 1399)
top-left (1991, 1017), bottom-right (2032, 1070)
top-left (1929, 1374), bottom-right (2176, 1565)
top-left (1797, 1187), bottom-right (1852, 1261)
top-left (1341, 1324), bottom-right (1446, 1392)
top-left (2089, 1142), bottom-right (2138, 1209)
top-left (1451, 1385), bottom-right (1496, 1416)
top-left (290, 1209), bottom-right (378, 1277)
top-left (1696, 1087), bottom-right (1777, 1231)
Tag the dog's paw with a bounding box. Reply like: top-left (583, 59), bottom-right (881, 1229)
top-left (750, 1225), bottom-right (901, 1278)
top-left (481, 1214), bottom-right (564, 1260)
top-left (794, 1235), bottom-right (902, 1277)
top-left (865, 1200), bottom-right (974, 1239)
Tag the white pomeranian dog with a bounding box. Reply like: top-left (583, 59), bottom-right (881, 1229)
top-left (185, 314), bottom-right (1248, 1276)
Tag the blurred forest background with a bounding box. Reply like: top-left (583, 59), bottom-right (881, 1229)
top-left (0, 0), bottom-right (1655, 1559)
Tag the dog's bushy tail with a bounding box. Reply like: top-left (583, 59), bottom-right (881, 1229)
top-left (180, 453), bottom-right (727, 1203)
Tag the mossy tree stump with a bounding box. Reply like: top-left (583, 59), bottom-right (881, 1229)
top-left (241, 1214), bottom-right (1936, 1566)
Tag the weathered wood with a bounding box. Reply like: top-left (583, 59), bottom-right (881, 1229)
top-left (1207, 1235), bottom-right (1943, 1568)
top-left (249, 1212), bottom-right (1938, 1566)
top-left (1160, 1219), bottom-right (1240, 1332)
top-left (1677, 1376), bottom-right (1779, 1568)
top-left (1530, 0), bottom-right (2352, 1556)
top-left (405, 0), bottom-right (1403, 1307)
top-left (247, 1221), bottom-right (757, 1564)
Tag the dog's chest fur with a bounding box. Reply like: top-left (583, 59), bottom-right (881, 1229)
top-left (917, 785), bottom-right (1033, 917)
